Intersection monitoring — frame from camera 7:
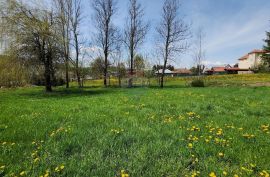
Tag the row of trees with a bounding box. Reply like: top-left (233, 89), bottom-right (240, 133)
top-left (0, 0), bottom-right (84, 91)
top-left (0, 0), bottom-right (191, 91)
top-left (1, 0), bottom-right (268, 91)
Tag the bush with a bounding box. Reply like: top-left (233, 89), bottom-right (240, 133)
top-left (0, 55), bottom-right (29, 87)
top-left (191, 79), bottom-right (205, 87)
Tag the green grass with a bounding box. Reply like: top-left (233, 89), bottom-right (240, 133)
top-left (1, 79), bottom-right (270, 176)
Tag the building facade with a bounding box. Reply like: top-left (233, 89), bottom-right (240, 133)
top-left (238, 50), bottom-right (266, 69)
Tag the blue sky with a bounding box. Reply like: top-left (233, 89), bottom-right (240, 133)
top-left (80, 0), bottom-right (270, 68)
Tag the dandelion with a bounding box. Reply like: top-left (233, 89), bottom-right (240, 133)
top-left (218, 152), bottom-right (224, 157)
top-left (209, 172), bottom-right (216, 177)
top-left (259, 170), bottom-right (269, 177)
top-left (188, 143), bottom-right (193, 149)
top-left (223, 171), bottom-right (227, 176)
top-left (261, 125), bottom-right (269, 133)
top-left (50, 132), bottom-right (55, 137)
top-left (2, 142), bottom-right (7, 145)
top-left (0, 165), bottom-right (5, 169)
top-left (60, 165), bottom-right (65, 170)
top-left (234, 175), bottom-right (239, 177)
top-left (34, 158), bottom-right (39, 163)
top-left (191, 171), bottom-right (200, 177)
top-left (242, 134), bottom-right (255, 139)
top-left (11, 143), bottom-right (15, 146)
top-left (216, 129), bottom-right (223, 136)
top-left (250, 163), bottom-right (256, 168)
top-left (121, 170), bottom-right (129, 177)
top-left (20, 171), bottom-right (26, 176)
top-left (241, 166), bottom-right (253, 172)
top-left (31, 150), bottom-right (38, 157)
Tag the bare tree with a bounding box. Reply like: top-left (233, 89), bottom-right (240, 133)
top-left (92, 0), bottom-right (118, 87)
top-left (193, 27), bottom-right (205, 76)
top-left (156, 0), bottom-right (190, 88)
top-left (70, 0), bottom-right (83, 87)
top-left (112, 44), bottom-right (126, 87)
top-left (124, 0), bottom-right (149, 87)
top-left (54, 0), bottom-right (72, 88)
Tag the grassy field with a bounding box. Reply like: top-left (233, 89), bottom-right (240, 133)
top-left (1, 75), bottom-right (270, 177)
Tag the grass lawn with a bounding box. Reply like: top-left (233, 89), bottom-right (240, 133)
top-left (1, 82), bottom-right (270, 176)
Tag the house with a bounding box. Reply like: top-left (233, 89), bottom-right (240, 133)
top-left (172, 68), bottom-right (192, 76)
top-left (238, 49), bottom-right (266, 73)
top-left (206, 65), bottom-right (232, 75)
top-left (224, 67), bottom-right (251, 74)
top-left (155, 68), bottom-right (192, 77)
top-left (155, 69), bottom-right (173, 76)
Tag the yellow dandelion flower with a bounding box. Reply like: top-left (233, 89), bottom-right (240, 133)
top-left (218, 152), bottom-right (224, 157)
top-left (216, 130), bottom-right (223, 135)
top-left (209, 172), bottom-right (216, 177)
top-left (34, 158), bottom-right (39, 163)
top-left (20, 171), bottom-right (26, 176)
top-left (50, 132), bottom-right (55, 137)
top-left (2, 142), bottom-right (7, 145)
top-left (223, 171), bottom-right (227, 176)
top-left (0, 165), bottom-right (5, 169)
top-left (121, 170), bottom-right (129, 177)
top-left (60, 165), bottom-right (65, 170)
top-left (188, 143), bottom-right (193, 148)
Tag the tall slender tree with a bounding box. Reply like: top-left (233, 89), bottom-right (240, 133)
top-left (193, 27), bottom-right (205, 76)
top-left (92, 0), bottom-right (118, 87)
top-left (156, 0), bottom-right (190, 88)
top-left (54, 0), bottom-right (72, 88)
top-left (70, 0), bottom-right (83, 87)
top-left (124, 0), bottom-right (148, 87)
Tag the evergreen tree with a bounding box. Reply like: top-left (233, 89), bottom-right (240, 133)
top-left (261, 31), bottom-right (270, 69)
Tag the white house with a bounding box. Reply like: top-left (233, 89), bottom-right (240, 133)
top-left (238, 49), bottom-right (266, 70)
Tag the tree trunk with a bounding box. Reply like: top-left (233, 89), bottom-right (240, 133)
top-left (161, 51), bottom-right (168, 88)
top-left (128, 49), bottom-right (134, 88)
top-left (44, 59), bottom-right (52, 92)
top-left (65, 59), bottom-right (69, 88)
top-left (75, 33), bottom-right (81, 87)
top-left (118, 74), bottom-right (121, 87)
top-left (104, 51), bottom-right (108, 87)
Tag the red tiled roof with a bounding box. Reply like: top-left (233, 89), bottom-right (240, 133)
top-left (239, 49), bottom-right (267, 61)
top-left (172, 68), bottom-right (192, 74)
top-left (212, 67), bottom-right (226, 72)
top-left (248, 49), bottom-right (267, 54)
top-left (239, 54), bottom-right (249, 61)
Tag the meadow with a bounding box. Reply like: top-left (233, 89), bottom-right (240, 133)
top-left (1, 74), bottom-right (270, 177)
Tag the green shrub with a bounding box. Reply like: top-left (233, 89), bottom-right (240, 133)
top-left (191, 79), bottom-right (205, 87)
top-left (0, 55), bottom-right (29, 87)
